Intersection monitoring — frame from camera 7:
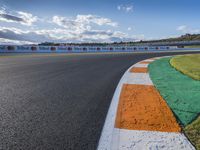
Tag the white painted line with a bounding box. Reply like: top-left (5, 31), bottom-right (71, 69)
top-left (143, 59), bottom-right (155, 62)
top-left (97, 65), bottom-right (134, 150)
top-left (112, 129), bottom-right (195, 150)
top-left (97, 64), bottom-right (153, 150)
top-left (154, 56), bottom-right (171, 60)
top-left (154, 56), bottom-right (166, 59)
top-left (133, 63), bottom-right (148, 68)
top-left (124, 72), bottom-right (153, 85)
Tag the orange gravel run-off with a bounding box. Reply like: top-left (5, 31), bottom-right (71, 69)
top-left (115, 84), bottom-right (181, 132)
top-left (130, 67), bottom-right (148, 73)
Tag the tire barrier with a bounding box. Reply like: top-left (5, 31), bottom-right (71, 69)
top-left (31, 46), bottom-right (37, 51)
top-left (0, 45), bottom-right (180, 53)
top-left (67, 47), bottom-right (72, 51)
top-left (97, 47), bottom-right (101, 51)
top-left (83, 47), bottom-right (87, 51)
top-left (50, 47), bottom-right (56, 51)
top-left (7, 46), bottom-right (15, 51)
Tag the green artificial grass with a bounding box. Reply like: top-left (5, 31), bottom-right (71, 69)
top-left (148, 57), bottom-right (200, 126)
top-left (170, 54), bottom-right (200, 80)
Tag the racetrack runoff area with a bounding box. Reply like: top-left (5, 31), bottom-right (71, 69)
top-left (149, 57), bottom-right (200, 126)
top-left (149, 55), bottom-right (200, 149)
top-left (98, 56), bottom-right (195, 150)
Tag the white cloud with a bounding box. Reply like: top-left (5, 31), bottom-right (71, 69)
top-left (177, 25), bottom-right (200, 34)
top-left (76, 15), bottom-right (118, 27)
top-left (177, 25), bottom-right (187, 31)
top-left (50, 14), bottom-right (135, 43)
top-left (0, 7), bottom-right (38, 26)
top-left (52, 14), bottom-right (118, 34)
top-left (117, 4), bottom-right (133, 12)
top-left (0, 38), bottom-right (36, 45)
top-left (0, 6), bottom-right (144, 44)
top-left (128, 27), bottom-right (132, 31)
top-left (0, 26), bottom-right (145, 44)
top-left (0, 27), bottom-right (51, 43)
top-left (17, 11), bottom-right (38, 26)
top-left (52, 16), bottom-right (87, 33)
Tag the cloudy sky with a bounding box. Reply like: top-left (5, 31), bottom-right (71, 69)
top-left (0, 0), bottom-right (199, 44)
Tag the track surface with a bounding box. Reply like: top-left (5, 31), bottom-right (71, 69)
top-left (0, 52), bottom-right (199, 150)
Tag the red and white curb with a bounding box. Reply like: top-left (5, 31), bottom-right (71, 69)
top-left (97, 56), bottom-right (195, 150)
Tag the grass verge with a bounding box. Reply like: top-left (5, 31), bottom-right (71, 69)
top-left (185, 45), bottom-right (200, 48)
top-left (170, 54), bottom-right (200, 80)
top-left (184, 116), bottom-right (200, 150)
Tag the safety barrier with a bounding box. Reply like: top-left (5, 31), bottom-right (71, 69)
top-left (0, 45), bottom-right (179, 53)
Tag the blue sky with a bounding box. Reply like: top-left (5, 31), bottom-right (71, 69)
top-left (0, 0), bottom-right (200, 44)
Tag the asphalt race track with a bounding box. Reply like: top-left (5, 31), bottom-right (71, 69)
top-left (0, 51), bottom-right (199, 150)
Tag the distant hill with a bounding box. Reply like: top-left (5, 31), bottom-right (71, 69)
top-left (145, 34), bottom-right (200, 42)
top-left (173, 34), bottom-right (200, 41)
top-left (128, 34), bottom-right (200, 46)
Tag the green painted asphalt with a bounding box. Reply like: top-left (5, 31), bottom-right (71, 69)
top-left (149, 57), bottom-right (200, 126)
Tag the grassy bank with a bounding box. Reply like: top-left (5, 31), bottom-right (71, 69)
top-left (170, 54), bottom-right (200, 80)
top-left (185, 117), bottom-right (200, 150)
